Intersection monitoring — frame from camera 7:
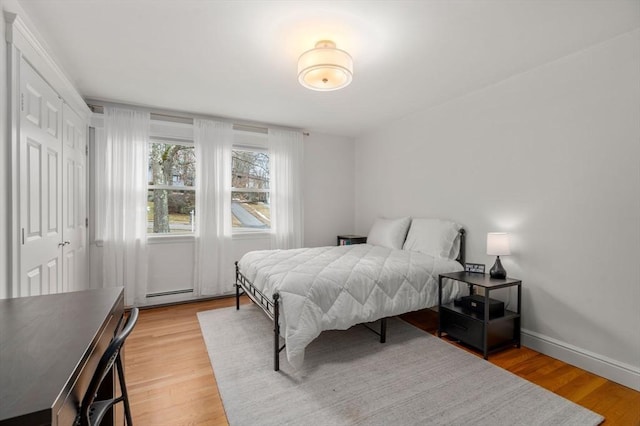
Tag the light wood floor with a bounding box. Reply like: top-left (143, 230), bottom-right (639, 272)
top-left (124, 297), bottom-right (640, 425)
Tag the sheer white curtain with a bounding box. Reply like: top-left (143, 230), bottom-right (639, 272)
top-left (268, 129), bottom-right (304, 249)
top-left (101, 107), bottom-right (150, 306)
top-left (193, 119), bottom-right (234, 296)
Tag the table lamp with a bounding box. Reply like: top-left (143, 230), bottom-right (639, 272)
top-left (487, 232), bottom-right (510, 279)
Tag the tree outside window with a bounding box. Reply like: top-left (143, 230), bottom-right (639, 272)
top-left (148, 141), bottom-right (196, 234)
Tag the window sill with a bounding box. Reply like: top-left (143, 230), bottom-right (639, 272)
top-left (92, 235), bottom-right (195, 246)
top-left (232, 231), bottom-right (271, 240)
top-left (147, 234), bottom-right (195, 244)
top-left (93, 232), bottom-right (269, 246)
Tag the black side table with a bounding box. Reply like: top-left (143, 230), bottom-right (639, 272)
top-left (337, 235), bottom-right (367, 246)
top-left (438, 271), bottom-right (522, 359)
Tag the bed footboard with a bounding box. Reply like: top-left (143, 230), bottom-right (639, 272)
top-left (235, 261), bottom-right (387, 371)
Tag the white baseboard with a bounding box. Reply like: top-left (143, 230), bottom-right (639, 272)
top-left (521, 328), bottom-right (640, 392)
top-left (141, 290), bottom-right (235, 308)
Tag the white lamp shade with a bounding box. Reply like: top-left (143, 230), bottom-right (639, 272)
top-left (487, 232), bottom-right (511, 256)
top-left (298, 40), bottom-right (353, 91)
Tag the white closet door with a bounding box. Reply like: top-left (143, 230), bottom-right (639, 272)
top-left (62, 104), bottom-right (87, 292)
top-left (19, 58), bottom-right (64, 296)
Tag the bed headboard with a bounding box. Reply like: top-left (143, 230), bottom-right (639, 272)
top-left (456, 228), bottom-right (466, 267)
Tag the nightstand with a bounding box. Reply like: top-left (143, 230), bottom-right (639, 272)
top-left (337, 235), bottom-right (367, 246)
top-left (438, 271), bottom-right (521, 359)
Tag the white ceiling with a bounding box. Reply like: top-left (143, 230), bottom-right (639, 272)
top-left (16, 0), bottom-right (640, 137)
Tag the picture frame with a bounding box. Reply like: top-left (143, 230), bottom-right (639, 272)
top-left (465, 263), bottom-right (485, 274)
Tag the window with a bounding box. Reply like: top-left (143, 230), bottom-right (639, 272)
top-left (232, 148), bottom-right (270, 231)
top-left (147, 140), bottom-right (196, 234)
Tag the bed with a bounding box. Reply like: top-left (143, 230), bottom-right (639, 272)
top-left (235, 217), bottom-right (466, 371)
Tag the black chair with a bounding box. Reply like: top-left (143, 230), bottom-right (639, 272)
top-left (76, 307), bottom-right (139, 426)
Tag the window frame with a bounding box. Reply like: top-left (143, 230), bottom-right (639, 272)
top-left (147, 137), bottom-right (197, 237)
top-left (232, 145), bottom-right (271, 235)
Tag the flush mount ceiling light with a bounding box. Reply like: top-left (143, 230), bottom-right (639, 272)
top-left (297, 40), bottom-right (353, 91)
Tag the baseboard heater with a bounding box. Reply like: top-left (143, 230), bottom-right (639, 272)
top-left (146, 289), bottom-right (194, 298)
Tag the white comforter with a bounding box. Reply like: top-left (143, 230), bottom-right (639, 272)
top-left (238, 244), bottom-right (464, 369)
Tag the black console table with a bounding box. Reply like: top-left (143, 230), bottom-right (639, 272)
top-left (0, 287), bottom-right (125, 426)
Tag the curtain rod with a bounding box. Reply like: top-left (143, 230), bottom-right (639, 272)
top-left (86, 102), bottom-right (310, 136)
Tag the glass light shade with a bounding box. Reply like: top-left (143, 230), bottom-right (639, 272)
top-left (487, 232), bottom-right (511, 256)
top-left (298, 40), bottom-right (353, 91)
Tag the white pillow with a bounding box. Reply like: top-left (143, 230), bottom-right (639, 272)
top-left (402, 218), bottom-right (462, 259)
top-left (449, 232), bottom-right (462, 260)
top-left (367, 217), bottom-right (412, 250)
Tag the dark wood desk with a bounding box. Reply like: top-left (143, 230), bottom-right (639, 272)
top-left (0, 287), bottom-right (124, 426)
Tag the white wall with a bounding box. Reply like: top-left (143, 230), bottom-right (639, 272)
top-left (303, 132), bottom-right (356, 247)
top-left (0, 0), bottom-right (9, 298)
top-left (354, 30), bottom-right (640, 390)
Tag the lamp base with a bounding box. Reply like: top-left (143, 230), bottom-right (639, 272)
top-left (490, 256), bottom-right (507, 279)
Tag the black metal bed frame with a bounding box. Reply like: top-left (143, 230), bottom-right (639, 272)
top-left (235, 264), bottom-right (286, 371)
top-left (234, 229), bottom-right (465, 372)
top-left (235, 263), bottom-right (386, 371)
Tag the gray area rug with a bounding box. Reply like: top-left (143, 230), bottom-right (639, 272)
top-left (198, 305), bottom-right (603, 426)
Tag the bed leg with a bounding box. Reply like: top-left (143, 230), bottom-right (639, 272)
top-left (274, 293), bottom-right (280, 371)
top-left (235, 283), bottom-right (240, 310)
top-left (235, 262), bottom-right (240, 310)
top-left (380, 318), bottom-right (387, 343)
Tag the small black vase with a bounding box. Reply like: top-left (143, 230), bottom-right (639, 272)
top-left (490, 256), bottom-right (507, 279)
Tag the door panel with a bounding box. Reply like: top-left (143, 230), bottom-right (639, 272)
top-left (47, 149), bottom-right (59, 234)
top-left (46, 259), bottom-right (59, 294)
top-left (62, 103), bottom-right (87, 292)
top-left (26, 139), bottom-right (42, 238)
top-left (24, 82), bottom-right (42, 126)
top-left (26, 266), bottom-right (41, 295)
top-left (46, 101), bottom-right (60, 137)
top-left (20, 59), bottom-right (63, 297)
top-left (66, 158), bottom-right (75, 229)
top-left (64, 250), bottom-right (75, 293)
